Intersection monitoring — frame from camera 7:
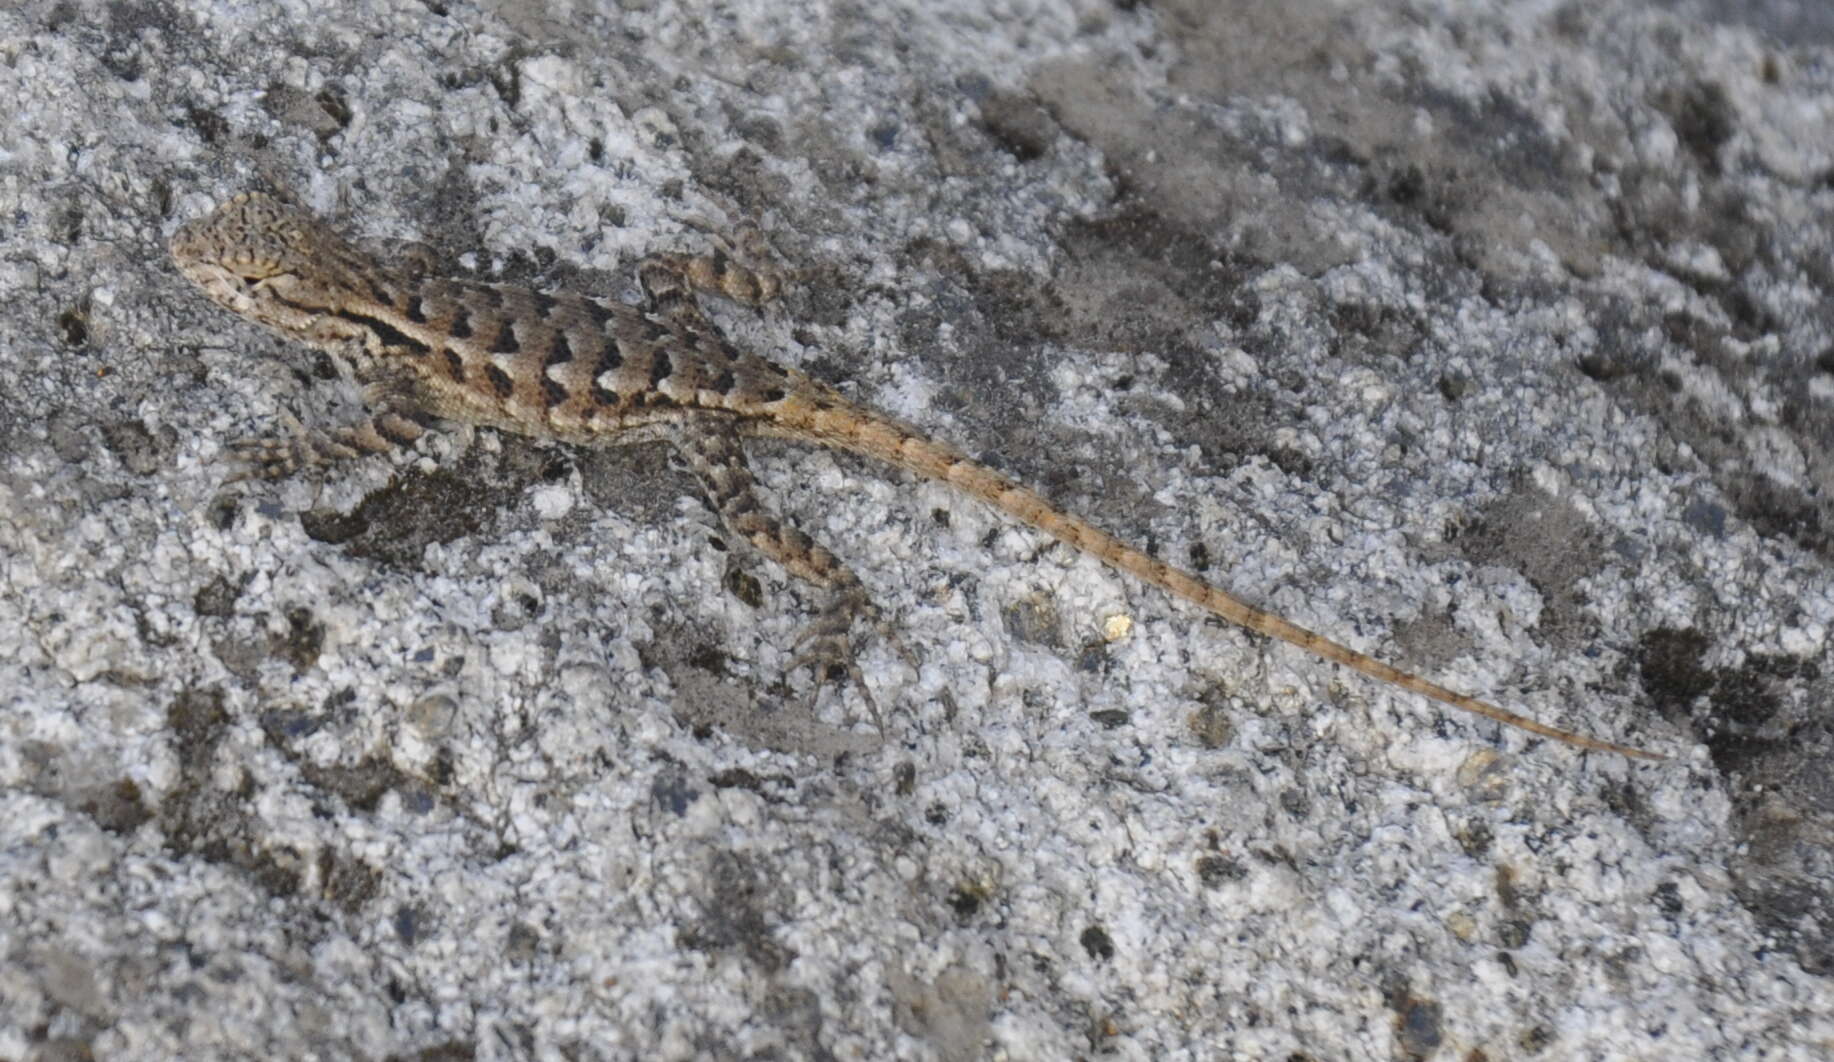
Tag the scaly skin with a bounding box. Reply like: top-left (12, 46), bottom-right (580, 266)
top-left (171, 192), bottom-right (1665, 761)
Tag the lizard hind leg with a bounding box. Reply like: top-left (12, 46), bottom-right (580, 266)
top-left (672, 423), bottom-right (895, 727)
top-left (637, 222), bottom-right (787, 329)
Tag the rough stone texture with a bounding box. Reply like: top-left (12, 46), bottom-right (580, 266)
top-left (2, 0), bottom-right (1832, 1058)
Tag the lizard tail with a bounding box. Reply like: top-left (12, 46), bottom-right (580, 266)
top-left (781, 391), bottom-right (1663, 761)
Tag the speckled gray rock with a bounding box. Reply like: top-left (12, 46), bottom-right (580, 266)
top-left (1, 0), bottom-right (1831, 1058)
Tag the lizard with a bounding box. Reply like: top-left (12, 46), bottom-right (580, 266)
top-left (170, 191), bottom-right (1665, 762)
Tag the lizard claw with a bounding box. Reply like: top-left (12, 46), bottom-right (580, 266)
top-left (224, 437), bottom-right (296, 481)
top-left (225, 412), bottom-right (314, 481)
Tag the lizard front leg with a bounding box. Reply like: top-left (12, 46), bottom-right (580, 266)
top-left (228, 377), bottom-right (433, 481)
top-left (672, 420), bottom-right (885, 722)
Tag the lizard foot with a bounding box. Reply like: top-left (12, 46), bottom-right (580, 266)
top-left (225, 414), bottom-right (355, 481)
top-left (787, 583), bottom-right (908, 731)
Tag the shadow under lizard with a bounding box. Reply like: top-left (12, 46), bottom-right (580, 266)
top-left (170, 192), bottom-right (1664, 762)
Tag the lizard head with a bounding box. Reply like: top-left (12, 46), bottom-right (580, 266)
top-left (170, 192), bottom-right (373, 333)
top-left (171, 192), bottom-right (320, 281)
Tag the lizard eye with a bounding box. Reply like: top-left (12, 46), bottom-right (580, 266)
top-left (225, 252), bottom-right (285, 281)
